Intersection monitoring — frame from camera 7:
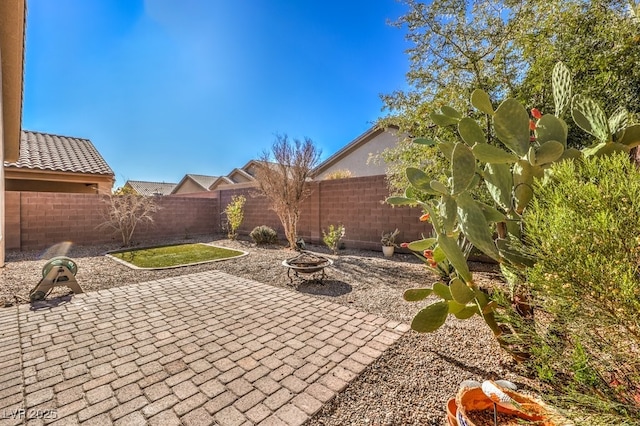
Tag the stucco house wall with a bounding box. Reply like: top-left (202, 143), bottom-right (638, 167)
top-left (314, 126), bottom-right (398, 180)
top-left (173, 179), bottom-right (204, 194)
top-left (1, 0), bottom-right (26, 266)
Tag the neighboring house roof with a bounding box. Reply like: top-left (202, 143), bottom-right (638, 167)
top-left (207, 161), bottom-right (265, 190)
top-left (125, 180), bottom-right (177, 196)
top-left (187, 174), bottom-right (219, 189)
top-left (240, 159), bottom-right (271, 177)
top-left (171, 174), bottom-right (219, 193)
top-left (208, 176), bottom-right (234, 190)
top-left (244, 160), bottom-right (285, 176)
top-left (172, 160), bottom-right (272, 194)
top-left (312, 125), bottom-right (399, 179)
top-left (0, 0), bottom-right (27, 162)
top-left (228, 168), bottom-right (255, 183)
top-left (4, 130), bottom-right (114, 176)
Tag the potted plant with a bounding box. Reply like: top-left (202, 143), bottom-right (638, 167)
top-left (381, 229), bottom-right (399, 257)
top-left (447, 380), bottom-right (572, 425)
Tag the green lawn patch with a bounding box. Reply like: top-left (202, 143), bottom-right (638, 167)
top-left (108, 243), bottom-right (247, 269)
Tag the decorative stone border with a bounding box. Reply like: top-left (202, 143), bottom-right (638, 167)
top-left (105, 243), bottom-right (249, 270)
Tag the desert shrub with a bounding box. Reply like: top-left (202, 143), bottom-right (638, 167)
top-left (249, 225), bottom-right (278, 245)
top-left (98, 190), bottom-right (159, 247)
top-left (255, 135), bottom-right (321, 249)
top-left (519, 153), bottom-right (640, 423)
top-left (322, 224), bottom-right (345, 254)
top-left (224, 195), bottom-right (246, 240)
top-left (324, 169), bottom-right (352, 180)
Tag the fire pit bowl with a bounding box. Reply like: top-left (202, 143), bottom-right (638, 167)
top-left (282, 252), bottom-right (333, 283)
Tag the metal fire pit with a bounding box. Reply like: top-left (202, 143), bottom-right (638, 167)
top-left (282, 251), bottom-right (333, 284)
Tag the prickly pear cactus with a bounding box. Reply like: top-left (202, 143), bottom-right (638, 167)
top-left (389, 62), bottom-right (640, 338)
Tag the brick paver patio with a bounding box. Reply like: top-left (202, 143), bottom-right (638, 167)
top-left (0, 270), bottom-right (408, 425)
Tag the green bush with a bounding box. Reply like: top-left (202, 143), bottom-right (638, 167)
top-left (224, 195), bottom-right (246, 240)
top-left (322, 224), bottom-right (345, 255)
top-left (520, 153), bottom-right (640, 423)
top-left (249, 225), bottom-right (278, 245)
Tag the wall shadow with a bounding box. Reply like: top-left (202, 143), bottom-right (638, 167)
top-left (295, 279), bottom-right (352, 297)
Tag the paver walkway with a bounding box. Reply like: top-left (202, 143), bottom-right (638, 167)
top-left (0, 270), bottom-right (408, 425)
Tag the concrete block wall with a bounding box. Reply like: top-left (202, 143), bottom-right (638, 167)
top-left (309, 175), bottom-right (427, 250)
top-left (17, 192), bottom-right (110, 248)
top-left (218, 187), bottom-right (282, 237)
top-left (215, 175), bottom-right (428, 250)
top-left (5, 175), bottom-right (428, 252)
top-left (5, 192), bottom-right (218, 250)
top-left (5, 191), bottom-right (21, 249)
top-left (134, 196), bottom-right (218, 242)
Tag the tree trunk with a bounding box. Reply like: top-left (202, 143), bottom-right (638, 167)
top-left (631, 147), bottom-right (640, 167)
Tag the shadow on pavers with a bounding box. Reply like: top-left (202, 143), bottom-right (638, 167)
top-left (30, 294), bottom-right (73, 311)
top-left (296, 280), bottom-right (352, 297)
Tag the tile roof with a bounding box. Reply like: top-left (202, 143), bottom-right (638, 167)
top-left (4, 130), bottom-right (114, 175)
top-left (125, 180), bottom-right (177, 196)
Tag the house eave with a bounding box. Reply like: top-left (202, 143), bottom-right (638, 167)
top-left (228, 168), bottom-right (255, 182)
top-left (312, 126), bottom-right (383, 178)
top-left (208, 176), bottom-right (234, 190)
top-left (0, 0), bottom-right (26, 163)
top-left (5, 167), bottom-right (115, 183)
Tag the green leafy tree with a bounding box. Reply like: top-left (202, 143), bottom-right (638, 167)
top-left (378, 0), bottom-right (640, 195)
top-left (516, 0), bottom-right (640, 119)
top-left (378, 0), bottom-right (529, 196)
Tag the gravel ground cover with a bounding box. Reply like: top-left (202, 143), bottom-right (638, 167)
top-left (0, 235), bottom-right (536, 425)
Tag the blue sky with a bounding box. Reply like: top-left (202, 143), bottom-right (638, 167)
top-left (22, 0), bottom-right (409, 189)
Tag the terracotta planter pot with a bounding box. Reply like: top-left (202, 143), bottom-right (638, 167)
top-left (454, 386), bottom-right (571, 426)
top-left (446, 397), bottom-right (458, 426)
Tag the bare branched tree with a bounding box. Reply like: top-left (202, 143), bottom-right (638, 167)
top-left (97, 188), bottom-right (160, 247)
top-left (255, 134), bottom-right (321, 249)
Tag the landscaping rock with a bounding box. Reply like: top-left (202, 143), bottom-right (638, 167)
top-left (1, 236), bottom-right (533, 425)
